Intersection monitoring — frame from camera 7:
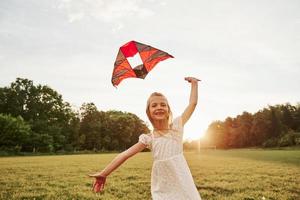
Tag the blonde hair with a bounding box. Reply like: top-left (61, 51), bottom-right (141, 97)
top-left (146, 92), bottom-right (173, 127)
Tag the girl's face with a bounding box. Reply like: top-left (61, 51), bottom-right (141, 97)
top-left (148, 96), bottom-right (169, 121)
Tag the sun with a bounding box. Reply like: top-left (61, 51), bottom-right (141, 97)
top-left (184, 131), bottom-right (206, 141)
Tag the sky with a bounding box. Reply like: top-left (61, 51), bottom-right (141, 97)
top-left (1, 0), bottom-right (299, 140)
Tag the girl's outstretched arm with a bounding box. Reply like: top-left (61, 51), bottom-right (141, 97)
top-left (89, 142), bottom-right (146, 192)
top-left (181, 77), bottom-right (200, 125)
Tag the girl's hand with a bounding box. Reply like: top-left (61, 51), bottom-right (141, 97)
top-left (88, 172), bottom-right (107, 193)
top-left (184, 77), bottom-right (201, 83)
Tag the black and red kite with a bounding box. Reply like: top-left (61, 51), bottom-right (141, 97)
top-left (111, 41), bottom-right (174, 87)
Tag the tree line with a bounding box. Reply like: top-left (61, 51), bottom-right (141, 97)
top-left (0, 78), bottom-right (149, 153)
top-left (203, 103), bottom-right (300, 149)
top-left (1, 78), bottom-right (299, 154)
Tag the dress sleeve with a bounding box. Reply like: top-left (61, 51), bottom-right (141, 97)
top-left (138, 134), bottom-right (152, 149)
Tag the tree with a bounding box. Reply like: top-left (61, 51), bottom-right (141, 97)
top-left (269, 106), bottom-right (283, 138)
top-left (0, 78), bottom-right (79, 152)
top-left (79, 103), bottom-right (105, 150)
top-left (205, 121), bottom-right (226, 148)
top-left (78, 105), bottom-right (149, 151)
top-left (295, 103), bottom-right (300, 131)
top-left (250, 111), bottom-right (271, 146)
top-left (0, 114), bottom-right (31, 152)
top-left (236, 112), bottom-right (253, 147)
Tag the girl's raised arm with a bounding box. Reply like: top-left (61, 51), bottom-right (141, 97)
top-left (89, 142), bottom-right (146, 192)
top-left (181, 77), bottom-right (200, 126)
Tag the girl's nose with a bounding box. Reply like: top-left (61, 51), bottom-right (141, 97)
top-left (156, 107), bottom-right (164, 111)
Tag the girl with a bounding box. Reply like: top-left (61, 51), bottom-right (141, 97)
top-left (89, 77), bottom-right (201, 200)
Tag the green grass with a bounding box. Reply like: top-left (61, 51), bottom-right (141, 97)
top-left (0, 150), bottom-right (299, 200)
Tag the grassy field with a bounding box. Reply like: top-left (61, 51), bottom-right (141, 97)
top-left (0, 149), bottom-right (299, 200)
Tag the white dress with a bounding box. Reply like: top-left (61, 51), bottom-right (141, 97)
top-left (139, 116), bottom-right (201, 200)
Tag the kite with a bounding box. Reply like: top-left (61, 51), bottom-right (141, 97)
top-left (111, 41), bottom-right (174, 87)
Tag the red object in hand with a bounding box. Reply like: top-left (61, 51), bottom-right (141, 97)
top-left (92, 176), bottom-right (106, 193)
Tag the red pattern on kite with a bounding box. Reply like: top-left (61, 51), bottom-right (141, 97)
top-left (111, 41), bottom-right (174, 87)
